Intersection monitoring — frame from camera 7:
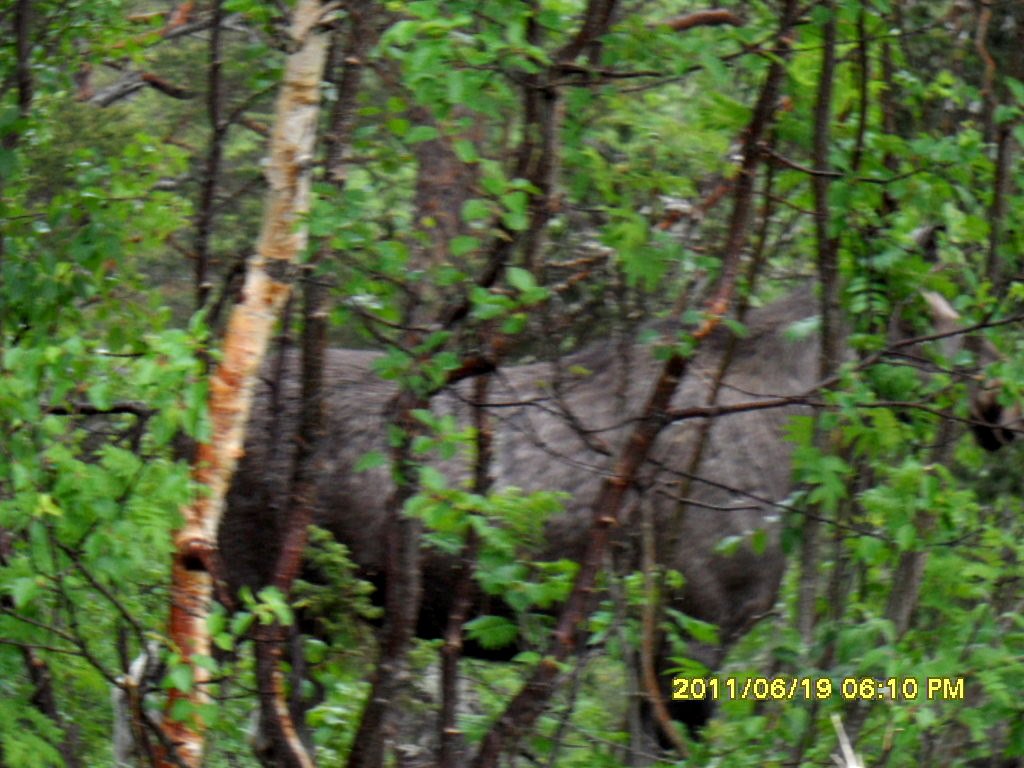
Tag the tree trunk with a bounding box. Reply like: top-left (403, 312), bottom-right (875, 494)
top-left (158, 4), bottom-right (331, 766)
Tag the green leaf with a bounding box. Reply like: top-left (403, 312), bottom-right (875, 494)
top-left (665, 608), bottom-right (719, 645)
top-left (9, 577), bottom-right (42, 608)
top-left (464, 615), bottom-right (518, 649)
top-left (453, 139), bottom-right (479, 163)
top-left (461, 198), bottom-right (492, 222)
top-left (207, 608), bottom-right (226, 636)
top-left (750, 528), bottom-right (767, 555)
top-left (33, 493), bottom-right (62, 518)
top-left (406, 125), bottom-right (440, 144)
top-left (501, 313), bottom-right (527, 334)
top-left (512, 650), bottom-right (541, 664)
top-left (895, 523), bottom-right (919, 551)
top-left (355, 451), bottom-right (387, 472)
top-left (87, 381), bottom-right (113, 410)
top-left (506, 267), bottom-right (536, 292)
top-left (231, 611), bottom-right (255, 637)
top-left (387, 118), bottom-right (411, 137)
top-left (450, 235), bottom-right (480, 257)
top-left (419, 465), bottom-right (447, 491)
top-left (165, 664), bottom-right (194, 693)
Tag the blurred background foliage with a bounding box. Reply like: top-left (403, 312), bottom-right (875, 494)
top-left (1, 0), bottom-right (1023, 766)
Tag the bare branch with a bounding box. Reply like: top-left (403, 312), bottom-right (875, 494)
top-left (661, 9), bottom-right (743, 32)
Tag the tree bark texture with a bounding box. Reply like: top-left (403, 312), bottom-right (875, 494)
top-left (159, 4), bottom-right (331, 766)
top-left (797, 0), bottom-right (839, 650)
top-left (252, 11), bottom-right (372, 764)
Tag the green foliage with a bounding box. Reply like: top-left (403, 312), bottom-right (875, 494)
top-left (464, 615), bottom-right (519, 650)
top-left (0, 2), bottom-right (208, 763)
top-left (293, 529), bottom-right (380, 760)
top-left (293, 526), bottom-right (382, 638)
top-left (4, 0), bottom-right (1024, 765)
top-left (0, 698), bottom-right (64, 768)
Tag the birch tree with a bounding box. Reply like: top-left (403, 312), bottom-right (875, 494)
top-left (159, 4), bottom-right (333, 766)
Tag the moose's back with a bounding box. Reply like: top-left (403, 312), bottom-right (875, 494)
top-left (220, 287), bottom-right (820, 652)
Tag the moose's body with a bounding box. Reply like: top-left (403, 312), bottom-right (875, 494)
top-left (221, 288), bottom-right (824, 728)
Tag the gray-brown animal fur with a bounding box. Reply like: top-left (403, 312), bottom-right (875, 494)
top-left (219, 285), bottom-right (1014, 731)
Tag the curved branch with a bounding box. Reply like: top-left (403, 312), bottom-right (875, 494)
top-left (661, 9), bottom-right (743, 32)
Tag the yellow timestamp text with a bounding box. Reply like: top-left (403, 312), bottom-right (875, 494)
top-left (671, 676), bottom-right (965, 702)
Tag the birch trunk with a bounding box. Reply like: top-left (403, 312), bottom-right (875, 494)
top-left (159, 4), bottom-right (331, 766)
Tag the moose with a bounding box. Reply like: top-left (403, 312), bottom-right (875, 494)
top-left (219, 279), bottom-right (1020, 741)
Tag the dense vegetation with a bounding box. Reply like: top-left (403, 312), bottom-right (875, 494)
top-left (1, 1), bottom-right (1022, 766)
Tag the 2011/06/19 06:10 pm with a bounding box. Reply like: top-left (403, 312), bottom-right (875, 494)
top-left (671, 676), bottom-right (966, 702)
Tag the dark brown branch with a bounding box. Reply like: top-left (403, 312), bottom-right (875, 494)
top-left (550, 63), bottom-right (665, 84)
top-left (327, 11), bottom-right (435, 768)
top-left (768, 148), bottom-right (843, 178)
top-left (206, 252), bottom-right (248, 331)
top-left (346, 389), bottom-right (426, 768)
top-left (140, 72), bottom-right (195, 100)
top-left (639, 499), bottom-right (689, 756)
top-left (814, 0), bottom-right (840, 390)
top-left (43, 401), bottom-right (154, 417)
top-left (797, 0), bottom-right (838, 659)
top-left (985, 124), bottom-right (1012, 293)
top-left (974, 1), bottom-right (997, 142)
top-left (667, 395), bottom-right (810, 422)
top-left (194, 0), bottom-right (225, 313)
top-left (252, 133), bottom-right (331, 768)
top-left (769, 146), bottom-right (943, 185)
top-left (324, 2), bottom-right (372, 182)
top-left (850, 6), bottom-right (868, 172)
top-left (162, 12), bottom-right (216, 43)
top-left (55, 542), bottom-right (148, 639)
top-left (661, 9), bottom-right (743, 32)
top-left (638, 21), bottom-right (780, 755)
top-left (239, 116), bottom-right (270, 137)
top-left (557, 0), bottom-right (618, 62)
top-left (878, 310), bottom-right (1024, 358)
top-left (11, 0), bottom-right (33, 126)
top-left (38, 553), bottom-right (121, 687)
top-left (89, 70), bottom-right (195, 107)
top-left (439, 373), bottom-right (493, 768)
top-left (0, 0), bottom-right (33, 341)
